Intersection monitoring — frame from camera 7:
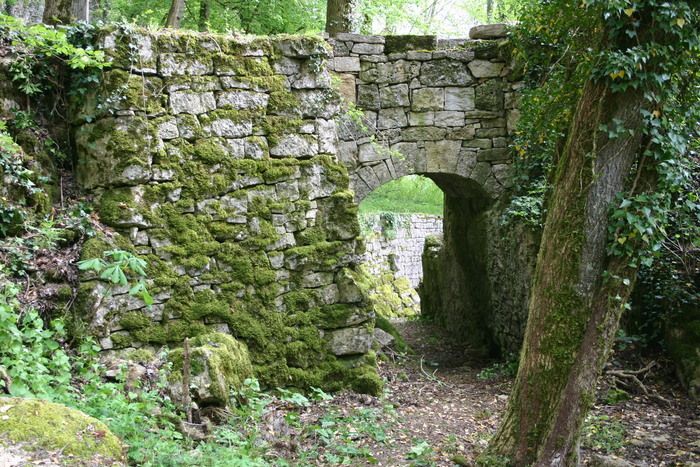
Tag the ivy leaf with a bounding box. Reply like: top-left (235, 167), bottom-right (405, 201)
top-left (676, 18), bottom-right (686, 28)
top-left (624, 8), bottom-right (635, 17)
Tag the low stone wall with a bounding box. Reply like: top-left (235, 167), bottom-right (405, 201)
top-left (361, 213), bottom-right (443, 288)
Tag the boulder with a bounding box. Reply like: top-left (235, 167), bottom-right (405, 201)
top-left (169, 332), bottom-right (254, 407)
top-left (0, 398), bottom-right (124, 465)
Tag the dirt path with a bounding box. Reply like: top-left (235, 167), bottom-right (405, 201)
top-left (303, 320), bottom-right (700, 466)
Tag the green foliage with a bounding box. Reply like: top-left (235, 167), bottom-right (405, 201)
top-left (477, 355), bottom-right (518, 381)
top-left (0, 14), bottom-right (109, 98)
top-left (407, 439), bottom-right (434, 465)
top-left (0, 277), bottom-right (71, 397)
top-left (78, 249), bottom-right (154, 306)
top-left (582, 414), bottom-right (626, 453)
top-left (359, 175), bottom-right (444, 217)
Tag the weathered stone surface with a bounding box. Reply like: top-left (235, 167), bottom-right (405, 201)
top-left (426, 140), bottom-right (461, 172)
top-left (469, 24), bottom-right (509, 40)
top-left (379, 84), bottom-right (410, 107)
top-left (217, 90), bottom-right (269, 109)
top-left (377, 108), bottom-right (408, 129)
top-left (357, 84), bottom-right (380, 109)
top-left (420, 60), bottom-right (473, 86)
top-left (169, 333), bottom-right (253, 407)
top-left (159, 53), bottom-right (213, 76)
top-left (468, 59), bottom-right (505, 78)
top-left (411, 88), bottom-right (444, 111)
top-left (384, 35), bottom-right (437, 53)
top-left (352, 43), bottom-right (384, 55)
top-left (333, 56), bottom-right (361, 72)
top-left (329, 327), bottom-right (374, 356)
top-left (475, 80), bottom-right (504, 111)
top-left (170, 91), bottom-right (216, 114)
top-left (270, 134), bottom-right (318, 157)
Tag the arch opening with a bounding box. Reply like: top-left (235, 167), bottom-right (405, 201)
top-left (357, 171), bottom-right (499, 357)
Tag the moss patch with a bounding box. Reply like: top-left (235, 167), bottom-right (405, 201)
top-left (0, 397), bottom-right (124, 462)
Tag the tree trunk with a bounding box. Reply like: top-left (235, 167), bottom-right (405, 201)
top-left (486, 0), bottom-right (494, 22)
top-left (70, 0), bottom-right (89, 21)
top-left (325, 0), bottom-right (357, 34)
top-left (485, 79), bottom-right (645, 465)
top-left (198, 0), bottom-right (209, 32)
top-left (165, 0), bottom-right (184, 28)
top-left (42, 0), bottom-right (73, 24)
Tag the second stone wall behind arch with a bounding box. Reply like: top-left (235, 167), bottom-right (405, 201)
top-left (361, 213), bottom-right (443, 289)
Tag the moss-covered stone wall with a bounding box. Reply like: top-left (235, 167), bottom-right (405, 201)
top-left (73, 28), bottom-right (381, 393)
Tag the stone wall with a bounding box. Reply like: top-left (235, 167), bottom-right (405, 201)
top-left (328, 31), bottom-right (520, 202)
top-left (73, 28), bottom-right (381, 394)
top-left (70, 25), bottom-right (537, 391)
top-left (361, 213), bottom-right (443, 288)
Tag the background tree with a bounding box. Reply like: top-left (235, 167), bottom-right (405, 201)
top-left (484, 1), bottom-right (699, 464)
top-left (42, 0), bottom-right (72, 23)
top-left (325, 0), bottom-right (358, 34)
top-left (165, 0), bottom-right (184, 28)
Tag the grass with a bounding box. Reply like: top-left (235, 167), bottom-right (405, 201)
top-left (359, 175), bottom-right (444, 216)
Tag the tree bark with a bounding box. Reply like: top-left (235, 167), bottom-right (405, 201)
top-left (70, 0), bottom-right (89, 21)
top-left (485, 79), bottom-right (645, 465)
top-left (486, 0), bottom-right (494, 22)
top-left (42, 0), bottom-right (73, 24)
top-left (198, 0), bottom-right (209, 32)
top-left (165, 0), bottom-right (185, 28)
top-left (325, 0), bottom-right (357, 34)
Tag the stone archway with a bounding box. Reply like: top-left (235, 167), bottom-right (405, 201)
top-left (329, 29), bottom-right (528, 356)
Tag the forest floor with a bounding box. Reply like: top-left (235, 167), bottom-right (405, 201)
top-left (288, 320), bottom-right (700, 466)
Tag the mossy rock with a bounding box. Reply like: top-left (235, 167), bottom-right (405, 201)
top-left (0, 397), bottom-right (125, 465)
top-left (169, 332), bottom-right (254, 407)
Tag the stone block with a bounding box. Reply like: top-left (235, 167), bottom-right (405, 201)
top-left (476, 127), bottom-right (506, 138)
top-left (334, 33), bottom-right (385, 43)
top-left (337, 74), bottom-right (357, 103)
top-left (379, 84), bottom-right (410, 107)
top-left (170, 91), bottom-right (216, 114)
top-left (468, 59), bottom-right (505, 78)
top-left (444, 87), bottom-right (475, 111)
top-left (358, 143), bottom-right (388, 163)
top-left (216, 91), bottom-right (269, 109)
top-left (426, 140), bottom-right (461, 173)
top-left (411, 88), bottom-right (444, 111)
top-left (159, 53), bottom-right (213, 76)
top-left (357, 84), bottom-right (380, 109)
top-left (377, 108), bottom-right (408, 129)
top-left (434, 111), bottom-right (465, 127)
top-left (475, 80), bottom-right (504, 111)
top-left (360, 60), bottom-right (420, 84)
top-left (408, 112), bottom-right (435, 126)
top-left (463, 138), bottom-right (492, 149)
top-left (420, 60), bottom-right (473, 86)
top-left (401, 126), bottom-right (447, 141)
top-left (157, 118), bottom-right (179, 140)
top-left (384, 35), bottom-right (437, 53)
top-left (469, 23), bottom-right (509, 40)
top-left (333, 56), bottom-right (361, 72)
top-left (352, 43), bottom-right (384, 55)
top-left (329, 326), bottom-right (373, 356)
top-left (477, 148), bottom-right (511, 162)
top-left (317, 119), bottom-right (339, 154)
top-left (203, 119), bottom-right (253, 138)
top-left (270, 134), bottom-right (318, 157)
